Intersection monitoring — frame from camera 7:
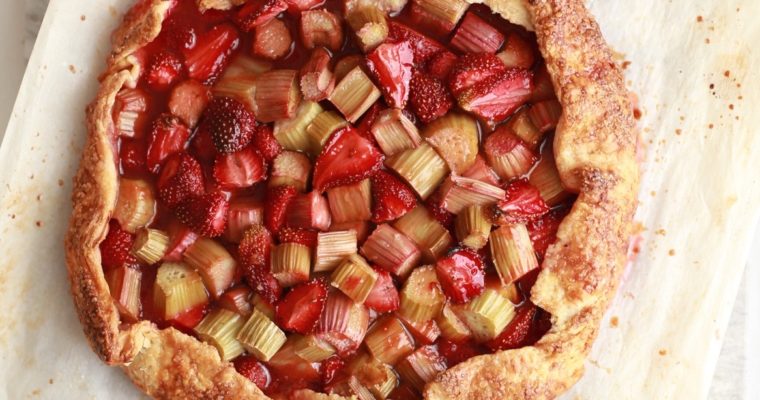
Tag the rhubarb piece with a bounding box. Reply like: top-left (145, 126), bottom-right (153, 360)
top-left (224, 197), bottom-right (264, 243)
top-left (386, 143), bottom-right (449, 200)
top-left (300, 9), bottom-right (344, 51)
top-left (184, 24), bottom-right (240, 84)
top-left (251, 293), bottom-right (276, 319)
top-left (219, 285), bottom-right (254, 317)
top-left (293, 334), bottom-right (336, 362)
top-left (529, 99), bottom-right (562, 134)
top-left (251, 124), bottom-right (282, 162)
top-left (408, 71), bottom-right (453, 123)
top-left (285, 191), bottom-right (332, 231)
top-left (316, 291), bottom-right (370, 357)
top-left (490, 224), bottom-right (538, 285)
top-left (235, 0), bottom-right (288, 31)
top-left (454, 205), bottom-right (492, 250)
top-left (131, 228), bottom-right (169, 265)
top-left (147, 114), bottom-right (191, 173)
top-left (531, 65), bottom-right (556, 102)
top-left (268, 336), bottom-right (322, 384)
top-left (410, 0), bottom-right (468, 34)
top-left (484, 127), bottom-right (537, 181)
top-left (364, 315), bottom-right (415, 365)
top-left (344, 352), bottom-right (398, 399)
top-left (254, 69), bottom-right (301, 122)
top-left (223, 54), bottom-right (273, 78)
top-left (157, 152), bottom-right (204, 209)
top-left (213, 146), bottom-right (267, 189)
top-left (370, 170), bottom-right (417, 223)
top-left (485, 277), bottom-right (522, 305)
top-left (114, 178), bottom-right (156, 233)
top-left (437, 303), bottom-right (472, 341)
top-left (329, 67), bottom-right (382, 123)
top-left (270, 243), bottom-right (311, 287)
top-left (146, 50), bottom-right (184, 90)
top-left (387, 21), bottom-right (446, 64)
top-left (364, 268), bottom-right (400, 313)
top-left (399, 314), bottom-right (441, 345)
top-left (154, 262), bottom-right (209, 320)
top-left (497, 33), bottom-right (535, 69)
top-left (195, 308), bottom-right (245, 361)
top-left (370, 109), bottom-right (422, 157)
top-left (360, 224), bottom-right (421, 278)
top-left (331, 254), bottom-right (378, 303)
top-left (529, 144), bottom-right (568, 206)
top-left (492, 178), bottom-right (550, 225)
top-left (237, 309), bottom-right (287, 361)
top-left (334, 55), bottom-right (364, 82)
top-left (101, 220), bottom-right (137, 270)
top-left (451, 11), bottom-right (505, 54)
top-left (211, 74), bottom-right (257, 114)
top-left (461, 155), bottom-right (501, 186)
top-left (233, 355), bottom-right (271, 390)
top-left (203, 96), bottom-right (257, 154)
top-left (439, 175), bottom-right (506, 215)
top-left (269, 151), bottom-right (312, 192)
top-left (393, 205), bottom-right (452, 263)
top-left (435, 248), bottom-right (485, 304)
top-left (183, 237), bottom-right (236, 299)
top-left (252, 18), bottom-right (292, 60)
top-left (300, 48), bottom-right (336, 102)
top-left (274, 100), bottom-right (323, 152)
top-left (396, 345), bottom-right (447, 391)
top-left (455, 287), bottom-right (515, 342)
top-left (306, 111), bottom-right (348, 154)
top-left (313, 127), bottom-right (384, 192)
top-left (366, 41), bottom-right (414, 108)
top-left (314, 230), bottom-right (359, 272)
top-left (507, 107), bottom-right (543, 150)
top-left (238, 224), bottom-right (273, 267)
top-left (114, 88), bottom-right (148, 138)
top-left (329, 376), bottom-right (375, 399)
top-left (346, 6), bottom-right (388, 52)
top-left (345, 0), bottom-right (408, 14)
top-left (399, 265), bottom-right (444, 322)
top-left (276, 279), bottom-right (328, 334)
top-left (264, 185), bottom-right (298, 233)
top-left (527, 207), bottom-right (568, 260)
top-left (485, 303), bottom-right (539, 351)
top-left (175, 191), bottom-right (230, 237)
top-left (163, 219), bottom-right (198, 262)
top-left (330, 220), bottom-right (371, 243)
top-left (458, 69), bottom-right (534, 122)
top-left (423, 113), bottom-right (479, 174)
top-left (106, 266), bottom-right (142, 322)
top-left (326, 179), bottom-right (372, 224)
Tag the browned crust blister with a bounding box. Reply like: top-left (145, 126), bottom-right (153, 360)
top-left (65, 0), bottom-right (638, 398)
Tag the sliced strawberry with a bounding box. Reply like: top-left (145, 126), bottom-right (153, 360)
top-left (277, 227), bottom-right (318, 247)
top-left (493, 178), bottom-right (549, 225)
top-left (531, 65), bottom-right (556, 103)
top-left (299, 9), bottom-right (344, 51)
top-left (233, 355), bottom-right (271, 390)
top-left (366, 41), bottom-right (414, 109)
top-left (458, 69), bottom-right (534, 122)
top-left (437, 338), bottom-right (485, 367)
top-left (167, 303), bottom-right (207, 332)
top-left (100, 219), bottom-right (137, 270)
top-left (146, 50), bottom-right (184, 90)
top-left (252, 18), bottom-right (293, 60)
top-left (236, 0), bottom-right (288, 32)
top-left (157, 152), bottom-right (204, 209)
top-left (408, 71), bottom-right (453, 123)
top-left (175, 191), bottom-right (229, 237)
top-left (370, 170), bottom-right (416, 223)
top-left (239, 224), bottom-right (273, 267)
top-left (355, 102), bottom-right (384, 142)
top-left (168, 79), bottom-right (210, 128)
top-left (320, 355), bottom-right (345, 387)
top-left (264, 185), bottom-right (298, 233)
top-left (312, 127), bottom-right (384, 192)
top-left (202, 96), bottom-right (257, 154)
top-left (448, 53), bottom-right (508, 97)
top-left (250, 124), bottom-right (282, 162)
top-left (146, 114), bottom-right (190, 174)
top-left (426, 50), bottom-right (458, 80)
top-left (450, 12), bottom-right (505, 54)
top-left (163, 219), bottom-right (198, 261)
top-left (119, 139), bottom-right (148, 176)
top-left (275, 279), bottom-right (328, 334)
top-left (162, 16), bottom-right (198, 51)
top-left (183, 24), bottom-right (240, 84)
top-left (387, 21), bottom-right (446, 64)
top-left (190, 123), bottom-right (217, 162)
top-left (435, 248), bottom-right (485, 304)
top-left (242, 263), bottom-right (283, 304)
top-left (526, 206), bottom-right (568, 260)
top-left (424, 191), bottom-right (455, 229)
top-left (363, 268), bottom-right (400, 313)
top-left (485, 303), bottom-right (538, 351)
top-left (213, 146), bottom-right (267, 189)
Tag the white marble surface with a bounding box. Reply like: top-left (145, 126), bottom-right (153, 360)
top-left (0, 0), bottom-right (754, 398)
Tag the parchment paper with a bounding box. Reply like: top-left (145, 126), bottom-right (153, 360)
top-left (0, 0), bottom-right (758, 398)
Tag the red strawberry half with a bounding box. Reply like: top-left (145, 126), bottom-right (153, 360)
top-left (239, 224), bottom-right (273, 267)
top-left (366, 41), bottom-right (414, 109)
top-left (448, 53), bottom-right (508, 97)
top-left (435, 248), bottom-right (485, 304)
top-left (409, 71), bottom-right (454, 124)
top-left (100, 219), bottom-right (137, 269)
top-left (146, 114), bottom-right (190, 174)
top-left (320, 355), bottom-right (345, 387)
top-left (250, 124), bottom-right (282, 162)
top-left (275, 279), bottom-right (328, 334)
top-left (146, 50), bottom-right (184, 90)
top-left (264, 185), bottom-right (298, 233)
top-left (119, 139), bottom-right (148, 176)
top-left (236, 0), bottom-right (288, 31)
top-left (277, 227), bottom-right (318, 247)
top-left (175, 191), bottom-right (230, 237)
top-left (458, 68), bottom-right (534, 122)
top-left (203, 96), bottom-right (257, 154)
top-left (527, 206), bottom-right (568, 260)
top-left (485, 303), bottom-right (538, 351)
top-left (363, 268), bottom-right (400, 313)
top-left (426, 50), bottom-right (458, 80)
top-left (424, 190), bottom-right (454, 229)
top-left (213, 146), bottom-right (267, 189)
top-left (493, 178), bottom-right (550, 225)
top-left (157, 152), bottom-right (204, 209)
top-left (370, 170), bottom-right (417, 223)
top-left (387, 21), bottom-right (446, 64)
top-left (163, 219), bottom-right (199, 261)
top-left (233, 355), bottom-right (271, 390)
top-left (183, 24), bottom-right (240, 84)
top-left (243, 263), bottom-right (283, 305)
top-left (312, 127), bottom-right (384, 192)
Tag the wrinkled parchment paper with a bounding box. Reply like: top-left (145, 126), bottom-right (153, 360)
top-left (0, 0), bottom-right (758, 398)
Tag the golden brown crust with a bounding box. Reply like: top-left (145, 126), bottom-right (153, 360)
top-left (65, 0), bottom-right (637, 398)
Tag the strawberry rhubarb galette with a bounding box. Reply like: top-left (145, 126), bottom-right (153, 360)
top-left (65, 0), bottom-right (637, 398)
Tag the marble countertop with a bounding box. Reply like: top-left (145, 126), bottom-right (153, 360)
top-left (0, 0), bottom-right (754, 398)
